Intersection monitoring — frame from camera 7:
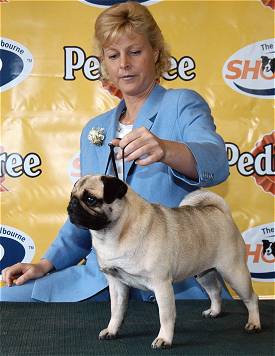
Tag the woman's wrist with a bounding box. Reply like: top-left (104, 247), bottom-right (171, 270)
top-left (39, 259), bottom-right (54, 274)
top-left (160, 140), bottom-right (198, 180)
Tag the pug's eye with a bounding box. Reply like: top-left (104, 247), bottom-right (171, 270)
top-left (86, 195), bottom-right (97, 207)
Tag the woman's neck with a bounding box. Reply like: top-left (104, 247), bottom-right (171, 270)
top-left (121, 81), bottom-right (156, 125)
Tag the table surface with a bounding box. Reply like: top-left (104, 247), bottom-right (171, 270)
top-left (0, 300), bottom-right (274, 356)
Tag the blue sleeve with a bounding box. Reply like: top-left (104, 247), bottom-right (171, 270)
top-left (170, 90), bottom-right (229, 187)
top-left (42, 127), bottom-right (92, 270)
top-left (43, 219), bottom-right (92, 270)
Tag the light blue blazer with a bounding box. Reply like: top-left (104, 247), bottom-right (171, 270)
top-left (32, 84), bottom-right (230, 302)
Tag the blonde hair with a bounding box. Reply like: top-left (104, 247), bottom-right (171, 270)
top-left (94, 1), bottom-right (171, 80)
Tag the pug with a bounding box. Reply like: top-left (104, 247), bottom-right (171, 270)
top-left (67, 175), bottom-right (261, 349)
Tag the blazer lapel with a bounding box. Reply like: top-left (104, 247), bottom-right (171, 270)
top-left (123, 84), bottom-right (166, 179)
top-left (96, 100), bottom-right (125, 176)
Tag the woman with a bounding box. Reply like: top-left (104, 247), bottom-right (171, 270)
top-left (1, 2), bottom-right (230, 302)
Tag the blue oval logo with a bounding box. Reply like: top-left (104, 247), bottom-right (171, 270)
top-left (0, 225), bottom-right (35, 274)
top-left (0, 38), bottom-right (33, 92)
top-left (0, 237), bottom-right (25, 273)
top-left (79, 0), bottom-right (161, 7)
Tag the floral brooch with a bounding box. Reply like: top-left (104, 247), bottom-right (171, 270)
top-left (88, 127), bottom-right (105, 146)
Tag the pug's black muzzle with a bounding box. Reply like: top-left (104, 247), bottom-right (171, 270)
top-left (67, 197), bottom-right (110, 231)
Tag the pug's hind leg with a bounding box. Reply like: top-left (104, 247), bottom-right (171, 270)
top-left (218, 263), bottom-right (261, 332)
top-left (151, 281), bottom-right (176, 349)
top-left (196, 269), bottom-right (222, 318)
top-left (99, 276), bottom-right (129, 340)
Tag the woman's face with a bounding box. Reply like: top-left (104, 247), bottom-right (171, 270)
top-left (102, 32), bottom-right (159, 98)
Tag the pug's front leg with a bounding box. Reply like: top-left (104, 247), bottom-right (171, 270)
top-left (151, 281), bottom-right (176, 349)
top-left (99, 276), bottom-right (129, 340)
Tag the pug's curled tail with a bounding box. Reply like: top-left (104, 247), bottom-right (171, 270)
top-left (179, 189), bottom-right (231, 215)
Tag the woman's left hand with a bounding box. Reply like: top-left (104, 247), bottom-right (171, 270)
top-left (112, 127), bottom-right (165, 166)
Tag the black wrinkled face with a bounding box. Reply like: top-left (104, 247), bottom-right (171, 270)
top-left (67, 189), bottom-right (110, 231)
top-left (67, 175), bottom-right (128, 231)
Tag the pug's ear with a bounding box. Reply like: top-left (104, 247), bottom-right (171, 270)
top-left (101, 176), bottom-right (128, 204)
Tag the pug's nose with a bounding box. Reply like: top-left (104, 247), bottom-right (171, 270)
top-left (70, 197), bottom-right (79, 209)
top-left (68, 197), bottom-right (80, 216)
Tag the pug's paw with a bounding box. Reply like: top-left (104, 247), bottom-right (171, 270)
top-left (151, 337), bottom-right (171, 349)
top-left (99, 328), bottom-right (117, 340)
top-left (245, 322), bottom-right (261, 333)
top-left (202, 308), bottom-right (220, 318)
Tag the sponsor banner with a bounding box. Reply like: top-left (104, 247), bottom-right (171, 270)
top-left (0, 37), bottom-right (33, 92)
top-left (1, 0), bottom-right (274, 299)
top-left (223, 38), bottom-right (275, 99)
top-left (242, 223), bottom-right (275, 282)
top-left (0, 225), bottom-right (36, 278)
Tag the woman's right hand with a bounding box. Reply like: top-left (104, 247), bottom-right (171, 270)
top-left (2, 259), bottom-right (54, 287)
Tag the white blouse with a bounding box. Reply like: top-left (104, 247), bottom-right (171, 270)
top-left (114, 121), bottom-right (133, 180)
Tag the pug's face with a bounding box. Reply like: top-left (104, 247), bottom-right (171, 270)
top-left (67, 175), bottom-right (128, 231)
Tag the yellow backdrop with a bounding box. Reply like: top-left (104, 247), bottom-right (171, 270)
top-left (1, 0), bottom-right (274, 298)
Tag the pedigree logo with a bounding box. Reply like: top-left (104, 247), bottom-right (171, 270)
top-left (226, 131), bottom-right (275, 195)
top-left (63, 47), bottom-right (196, 82)
top-left (0, 37), bottom-right (33, 92)
top-left (79, 0), bottom-right (161, 7)
top-left (0, 148), bottom-right (42, 184)
top-left (242, 223), bottom-right (274, 282)
top-left (223, 39), bottom-right (275, 98)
